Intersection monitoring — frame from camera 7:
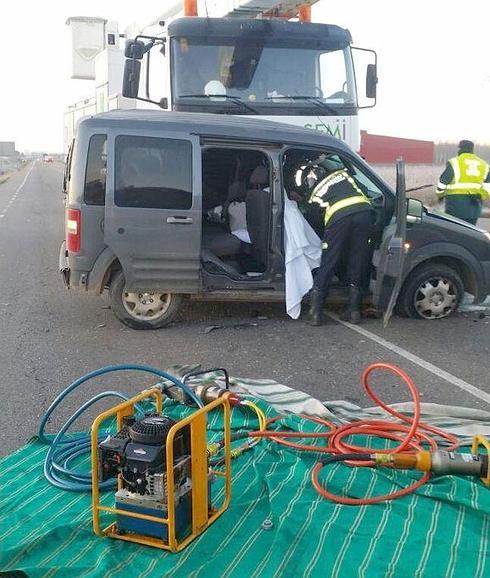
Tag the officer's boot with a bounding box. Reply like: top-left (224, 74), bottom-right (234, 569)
top-left (307, 288), bottom-right (325, 326)
top-left (341, 284), bottom-right (362, 324)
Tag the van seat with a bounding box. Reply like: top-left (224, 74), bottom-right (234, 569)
top-left (245, 166), bottom-right (271, 270)
top-left (202, 222), bottom-right (242, 257)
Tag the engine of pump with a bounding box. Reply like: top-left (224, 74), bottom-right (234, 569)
top-left (98, 413), bottom-right (192, 539)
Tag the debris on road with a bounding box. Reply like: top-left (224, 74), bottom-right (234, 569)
top-left (204, 322), bottom-right (259, 334)
top-left (459, 294), bottom-right (490, 313)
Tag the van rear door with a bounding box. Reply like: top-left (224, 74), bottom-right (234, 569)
top-left (372, 160), bottom-right (407, 326)
top-left (104, 132), bottom-right (201, 292)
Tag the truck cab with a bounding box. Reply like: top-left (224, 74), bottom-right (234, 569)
top-left (123, 16), bottom-right (377, 152)
top-left (60, 111), bottom-right (490, 329)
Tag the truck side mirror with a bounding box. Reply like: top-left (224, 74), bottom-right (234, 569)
top-left (366, 64), bottom-right (377, 99)
top-left (124, 40), bottom-right (145, 60)
top-left (407, 198), bottom-right (424, 222)
top-left (122, 60), bottom-right (141, 99)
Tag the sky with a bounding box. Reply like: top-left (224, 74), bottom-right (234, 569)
top-left (0, 0), bottom-right (489, 152)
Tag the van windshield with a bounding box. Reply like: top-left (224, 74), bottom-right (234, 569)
top-left (171, 38), bottom-right (357, 114)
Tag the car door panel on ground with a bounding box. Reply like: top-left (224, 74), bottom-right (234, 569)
top-left (104, 131), bottom-right (202, 292)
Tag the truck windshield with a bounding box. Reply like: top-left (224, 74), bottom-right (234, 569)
top-left (171, 37), bottom-right (357, 114)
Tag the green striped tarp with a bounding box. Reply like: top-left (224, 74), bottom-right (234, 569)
top-left (1, 384), bottom-right (490, 577)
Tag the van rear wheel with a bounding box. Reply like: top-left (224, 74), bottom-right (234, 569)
top-left (109, 271), bottom-right (183, 329)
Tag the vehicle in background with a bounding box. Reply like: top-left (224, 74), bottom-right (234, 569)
top-left (59, 111), bottom-right (490, 329)
top-left (64, 1), bottom-right (377, 153)
top-left (43, 155), bottom-right (54, 163)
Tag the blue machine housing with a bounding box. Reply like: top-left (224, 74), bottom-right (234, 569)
top-left (116, 494), bottom-right (192, 540)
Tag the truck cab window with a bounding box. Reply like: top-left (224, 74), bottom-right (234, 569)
top-left (114, 136), bottom-right (192, 210)
top-left (318, 50), bottom-right (355, 102)
top-left (84, 134), bottom-right (107, 205)
top-left (171, 38), bottom-right (357, 112)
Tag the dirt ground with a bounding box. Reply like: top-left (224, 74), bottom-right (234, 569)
top-left (373, 163), bottom-right (489, 214)
top-left (373, 163), bottom-right (443, 206)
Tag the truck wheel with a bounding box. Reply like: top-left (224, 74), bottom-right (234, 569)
top-left (396, 263), bottom-right (464, 320)
top-left (109, 271), bottom-right (183, 329)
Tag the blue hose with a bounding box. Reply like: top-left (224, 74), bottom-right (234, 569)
top-left (39, 364), bottom-right (203, 492)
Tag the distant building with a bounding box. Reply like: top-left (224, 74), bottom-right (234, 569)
top-left (0, 142), bottom-right (18, 156)
top-left (360, 131), bottom-right (434, 164)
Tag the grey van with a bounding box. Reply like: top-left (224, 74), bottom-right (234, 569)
top-left (60, 111), bottom-right (490, 329)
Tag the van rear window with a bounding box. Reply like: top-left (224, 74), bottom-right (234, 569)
top-left (114, 136), bottom-right (192, 210)
top-left (84, 134), bottom-right (107, 205)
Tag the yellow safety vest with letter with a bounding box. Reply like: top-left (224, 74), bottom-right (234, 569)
top-left (309, 169), bottom-right (371, 227)
top-left (438, 153), bottom-right (490, 200)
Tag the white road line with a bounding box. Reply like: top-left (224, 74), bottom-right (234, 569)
top-left (15, 161), bottom-right (35, 195)
top-left (328, 313), bottom-right (490, 405)
top-left (0, 162), bottom-right (35, 221)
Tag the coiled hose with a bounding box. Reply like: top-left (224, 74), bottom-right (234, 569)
top-left (250, 362), bottom-right (459, 504)
top-left (39, 364), bottom-right (203, 492)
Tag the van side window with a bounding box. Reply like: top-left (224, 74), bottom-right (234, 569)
top-left (84, 135), bottom-right (107, 205)
top-left (114, 136), bottom-right (192, 210)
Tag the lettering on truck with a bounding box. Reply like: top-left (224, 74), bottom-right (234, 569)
top-left (304, 118), bottom-right (347, 141)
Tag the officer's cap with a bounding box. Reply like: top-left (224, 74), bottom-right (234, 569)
top-left (458, 140), bottom-right (474, 153)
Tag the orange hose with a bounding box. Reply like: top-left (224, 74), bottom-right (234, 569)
top-left (250, 362), bottom-right (459, 504)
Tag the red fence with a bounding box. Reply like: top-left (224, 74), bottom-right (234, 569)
top-left (360, 131), bottom-right (434, 164)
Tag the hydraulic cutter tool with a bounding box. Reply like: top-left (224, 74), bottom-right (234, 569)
top-left (372, 435), bottom-right (490, 487)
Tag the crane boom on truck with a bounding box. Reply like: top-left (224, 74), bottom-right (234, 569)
top-left (65, 1), bottom-right (377, 151)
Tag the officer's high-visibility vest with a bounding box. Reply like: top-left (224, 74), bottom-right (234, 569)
top-left (309, 169), bottom-right (371, 225)
top-left (442, 153), bottom-right (489, 199)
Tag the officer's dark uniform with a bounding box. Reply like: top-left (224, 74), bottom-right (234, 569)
top-left (307, 167), bottom-right (373, 325)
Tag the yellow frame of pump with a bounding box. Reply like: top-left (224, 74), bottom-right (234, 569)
top-left (91, 387), bottom-right (231, 551)
top-left (472, 434), bottom-right (490, 487)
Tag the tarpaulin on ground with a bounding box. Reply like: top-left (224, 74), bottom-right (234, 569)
top-left (1, 371), bottom-right (490, 578)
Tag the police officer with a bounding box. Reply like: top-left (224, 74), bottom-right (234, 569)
top-left (437, 140), bottom-right (490, 225)
top-left (306, 160), bottom-right (373, 326)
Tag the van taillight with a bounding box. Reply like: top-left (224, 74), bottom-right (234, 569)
top-left (66, 208), bottom-right (81, 253)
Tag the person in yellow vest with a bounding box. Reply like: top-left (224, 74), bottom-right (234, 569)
top-left (436, 140), bottom-right (490, 225)
top-left (306, 158), bottom-right (373, 326)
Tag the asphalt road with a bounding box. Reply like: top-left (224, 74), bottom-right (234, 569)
top-left (0, 161), bottom-right (489, 456)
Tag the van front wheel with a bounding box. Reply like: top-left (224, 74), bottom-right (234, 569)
top-left (109, 271), bottom-right (183, 329)
top-left (396, 263), bottom-right (463, 320)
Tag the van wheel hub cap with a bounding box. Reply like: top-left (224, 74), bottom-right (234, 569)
top-left (414, 278), bottom-right (457, 319)
top-left (123, 291), bottom-right (171, 321)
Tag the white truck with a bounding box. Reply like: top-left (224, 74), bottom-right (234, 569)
top-left (65, 1), bottom-right (377, 151)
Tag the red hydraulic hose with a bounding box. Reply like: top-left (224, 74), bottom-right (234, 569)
top-left (250, 362), bottom-right (459, 504)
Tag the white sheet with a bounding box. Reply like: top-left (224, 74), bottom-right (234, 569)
top-left (231, 228), bottom-right (251, 244)
top-left (283, 196), bottom-right (322, 319)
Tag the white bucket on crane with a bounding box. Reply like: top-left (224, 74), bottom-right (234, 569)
top-left (66, 16), bottom-right (107, 80)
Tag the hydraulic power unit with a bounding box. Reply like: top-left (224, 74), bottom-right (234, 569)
top-left (91, 387), bottom-right (231, 551)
